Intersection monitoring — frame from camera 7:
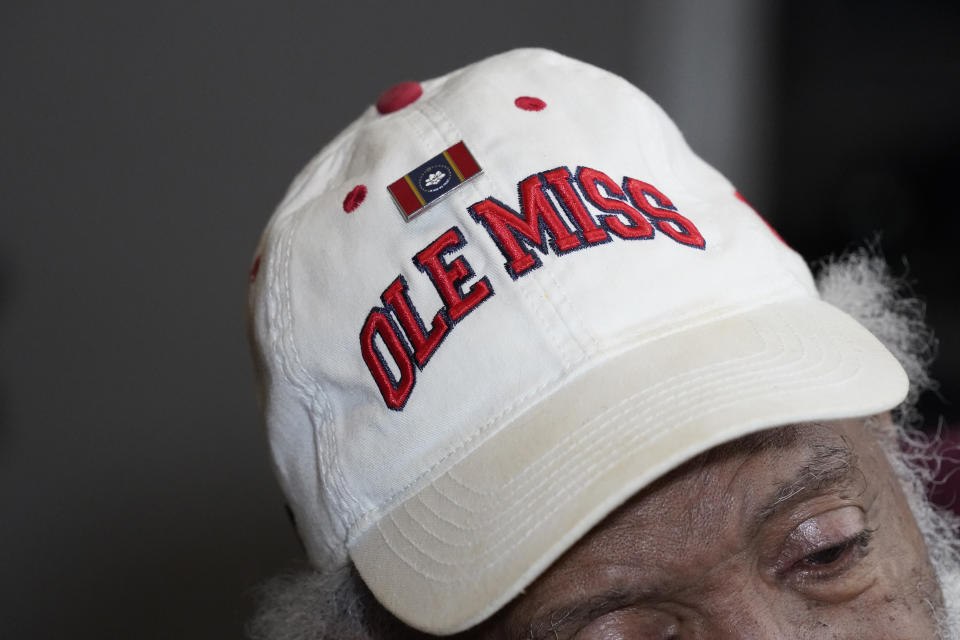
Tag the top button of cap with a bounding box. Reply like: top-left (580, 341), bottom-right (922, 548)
top-left (376, 81), bottom-right (423, 114)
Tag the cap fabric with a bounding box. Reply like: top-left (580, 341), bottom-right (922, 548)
top-left (247, 48), bottom-right (908, 634)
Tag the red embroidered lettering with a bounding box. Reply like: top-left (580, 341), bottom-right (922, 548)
top-left (468, 174), bottom-right (581, 279)
top-left (542, 167), bottom-right (608, 245)
top-left (364, 167), bottom-right (707, 411)
top-left (360, 310), bottom-right (415, 410)
top-left (414, 227), bottom-right (493, 323)
top-left (577, 167), bottom-right (654, 240)
top-left (624, 178), bottom-right (705, 249)
top-left (381, 276), bottom-right (448, 368)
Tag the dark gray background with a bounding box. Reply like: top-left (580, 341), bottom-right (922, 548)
top-left (2, 1), bottom-right (957, 638)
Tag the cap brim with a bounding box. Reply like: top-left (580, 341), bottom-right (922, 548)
top-left (350, 297), bottom-right (908, 634)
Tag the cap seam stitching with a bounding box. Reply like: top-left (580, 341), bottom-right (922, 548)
top-left (276, 210), bottom-right (363, 550)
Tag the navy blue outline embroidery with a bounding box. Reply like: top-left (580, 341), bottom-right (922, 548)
top-left (359, 306), bottom-right (416, 411)
top-left (468, 171), bottom-right (583, 280)
top-left (379, 274), bottom-right (450, 370)
top-left (623, 176), bottom-right (706, 251)
top-left (576, 166), bottom-right (655, 241)
top-left (413, 226), bottom-right (494, 325)
top-left (541, 166), bottom-right (611, 247)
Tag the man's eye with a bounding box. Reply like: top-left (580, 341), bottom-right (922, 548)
top-left (799, 529), bottom-right (872, 570)
top-left (776, 506), bottom-right (877, 601)
top-left (803, 542), bottom-right (848, 566)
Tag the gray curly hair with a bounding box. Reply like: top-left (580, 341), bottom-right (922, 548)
top-left (247, 249), bottom-right (960, 640)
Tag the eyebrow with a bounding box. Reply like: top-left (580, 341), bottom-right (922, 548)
top-left (748, 436), bottom-right (861, 535)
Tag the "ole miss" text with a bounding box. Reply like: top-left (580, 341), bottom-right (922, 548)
top-left (360, 165), bottom-right (706, 410)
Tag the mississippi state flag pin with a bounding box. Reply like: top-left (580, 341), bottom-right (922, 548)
top-left (387, 141), bottom-right (482, 221)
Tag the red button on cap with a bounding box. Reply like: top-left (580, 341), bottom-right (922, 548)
top-left (376, 81), bottom-right (423, 114)
top-left (515, 96), bottom-right (546, 111)
top-left (343, 185), bottom-right (367, 213)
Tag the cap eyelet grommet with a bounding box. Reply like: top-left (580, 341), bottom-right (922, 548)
top-left (343, 185), bottom-right (368, 213)
top-left (377, 82), bottom-right (423, 114)
top-left (515, 96), bottom-right (546, 111)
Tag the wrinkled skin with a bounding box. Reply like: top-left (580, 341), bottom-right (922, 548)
top-left (458, 416), bottom-right (944, 639)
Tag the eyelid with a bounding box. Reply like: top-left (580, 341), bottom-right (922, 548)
top-left (774, 505), bottom-right (866, 574)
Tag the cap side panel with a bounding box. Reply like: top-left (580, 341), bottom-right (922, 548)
top-left (271, 209), bottom-right (361, 567)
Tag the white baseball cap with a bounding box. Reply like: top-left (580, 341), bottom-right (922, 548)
top-left (247, 48), bottom-right (908, 634)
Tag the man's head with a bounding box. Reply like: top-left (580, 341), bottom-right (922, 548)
top-left (246, 49), bottom-right (959, 637)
